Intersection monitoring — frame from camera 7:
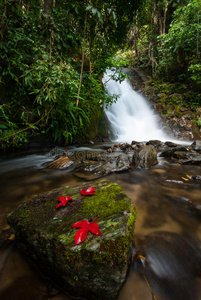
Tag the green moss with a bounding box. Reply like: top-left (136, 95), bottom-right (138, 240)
top-left (7, 180), bottom-right (137, 274)
top-left (77, 183), bottom-right (131, 220)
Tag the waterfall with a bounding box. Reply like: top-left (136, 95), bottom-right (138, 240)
top-left (103, 69), bottom-right (169, 143)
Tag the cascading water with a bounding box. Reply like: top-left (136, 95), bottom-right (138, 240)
top-left (103, 69), bottom-right (169, 143)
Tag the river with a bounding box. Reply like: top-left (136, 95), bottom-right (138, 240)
top-left (0, 144), bottom-right (201, 300)
top-left (1, 69), bottom-right (201, 299)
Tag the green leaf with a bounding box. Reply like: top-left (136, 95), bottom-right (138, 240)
top-left (92, 8), bottom-right (97, 16)
top-left (0, 124), bottom-right (7, 129)
top-left (86, 5), bottom-right (93, 11)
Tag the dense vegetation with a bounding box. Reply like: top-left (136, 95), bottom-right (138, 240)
top-left (117, 0), bottom-right (201, 101)
top-left (0, 0), bottom-right (141, 150)
top-left (0, 0), bottom-right (201, 151)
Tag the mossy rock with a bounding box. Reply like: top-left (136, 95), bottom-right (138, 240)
top-left (6, 180), bottom-right (136, 300)
top-left (133, 145), bottom-right (158, 168)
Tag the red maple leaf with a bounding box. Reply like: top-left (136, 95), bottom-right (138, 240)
top-left (80, 187), bottom-right (95, 196)
top-left (56, 196), bottom-right (73, 209)
top-left (72, 219), bottom-right (103, 246)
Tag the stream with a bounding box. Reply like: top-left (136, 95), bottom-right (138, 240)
top-left (1, 69), bottom-right (201, 299)
top-left (0, 145), bottom-right (201, 300)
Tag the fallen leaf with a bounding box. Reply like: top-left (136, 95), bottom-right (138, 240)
top-left (56, 196), bottom-right (73, 209)
top-left (176, 163), bottom-right (180, 166)
top-left (72, 219), bottom-right (102, 246)
top-left (133, 251), bottom-right (149, 266)
top-left (182, 177), bottom-right (189, 181)
top-left (80, 187), bottom-right (95, 196)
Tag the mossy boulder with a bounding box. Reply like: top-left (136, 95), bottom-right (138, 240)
top-left (6, 180), bottom-right (136, 300)
top-left (132, 145), bottom-right (158, 168)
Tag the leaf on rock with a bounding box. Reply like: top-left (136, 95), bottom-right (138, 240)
top-left (56, 196), bottom-right (73, 209)
top-left (72, 219), bottom-right (103, 246)
top-left (80, 187), bottom-right (95, 196)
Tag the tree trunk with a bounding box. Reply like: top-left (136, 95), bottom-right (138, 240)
top-left (89, 38), bottom-right (92, 76)
top-left (44, 0), bottom-right (53, 15)
top-left (133, 27), bottom-right (139, 61)
top-left (0, 2), bottom-right (7, 42)
top-left (76, 11), bottom-right (87, 109)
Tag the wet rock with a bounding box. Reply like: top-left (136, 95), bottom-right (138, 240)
top-left (191, 140), bottom-right (201, 152)
top-left (44, 156), bottom-right (74, 169)
top-left (73, 154), bottom-right (131, 180)
top-left (160, 146), bottom-right (188, 159)
top-left (180, 153), bottom-right (201, 165)
top-left (160, 145), bottom-right (201, 165)
top-left (6, 180), bottom-right (136, 300)
top-left (173, 151), bottom-right (190, 160)
top-left (192, 175), bottom-right (201, 181)
top-left (132, 145), bottom-right (158, 169)
top-left (164, 141), bottom-right (178, 147)
top-left (146, 140), bottom-right (163, 148)
top-left (108, 143), bottom-right (133, 152)
top-left (131, 140), bottom-right (142, 146)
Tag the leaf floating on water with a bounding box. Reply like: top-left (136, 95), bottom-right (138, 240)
top-left (182, 174), bottom-right (191, 181)
top-left (80, 187), bottom-right (95, 196)
top-left (182, 177), bottom-right (189, 181)
top-left (72, 219), bottom-right (103, 246)
top-left (56, 196), bottom-right (74, 209)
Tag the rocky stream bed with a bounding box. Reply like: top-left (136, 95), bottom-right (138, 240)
top-left (1, 138), bottom-right (201, 300)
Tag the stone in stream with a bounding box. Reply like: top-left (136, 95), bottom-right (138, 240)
top-left (73, 153), bottom-right (132, 180)
top-left (44, 156), bottom-right (74, 169)
top-left (6, 180), bottom-right (136, 300)
top-left (132, 145), bottom-right (158, 168)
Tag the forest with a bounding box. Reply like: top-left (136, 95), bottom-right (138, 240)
top-left (0, 0), bottom-right (201, 151)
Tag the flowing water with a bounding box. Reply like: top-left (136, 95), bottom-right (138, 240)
top-left (1, 72), bottom-right (201, 299)
top-left (103, 69), bottom-right (169, 143)
top-left (1, 149), bottom-right (201, 300)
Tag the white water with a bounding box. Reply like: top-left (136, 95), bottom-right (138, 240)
top-left (103, 69), bottom-right (169, 143)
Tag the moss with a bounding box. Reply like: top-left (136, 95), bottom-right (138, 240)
top-left (6, 180), bottom-right (137, 299)
top-left (77, 183), bottom-right (131, 220)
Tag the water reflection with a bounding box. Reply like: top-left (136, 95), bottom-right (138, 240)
top-left (0, 148), bottom-right (201, 299)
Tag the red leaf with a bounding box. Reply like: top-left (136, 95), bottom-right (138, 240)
top-left (72, 219), bottom-right (103, 246)
top-left (88, 221), bottom-right (102, 235)
top-left (80, 187), bottom-right (95, 196)
top-left (74, 227), bottom-right (89, 245)
top-left (56, 196), bottom-right (73, 209)
top-left (72, 220), bottom-right (89, 228)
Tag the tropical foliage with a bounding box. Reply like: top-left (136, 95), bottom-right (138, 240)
top-left (0, 0), bottom-right (141, 150)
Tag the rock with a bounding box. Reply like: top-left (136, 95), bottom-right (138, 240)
top-left (180, 154), bottom-right (201, 165)
top-left (6, 180), bottom-right (136, 300)
top-left (108, 143), bottom-right (133, 152)
top-left (191, 140), bottom-right (201, 152)
top-left (160, 146), bottom-right (188, 159)
top-left (73, 154), bottom-right (132, 180)
top-left (192, 175), bottom-right (201, 181)
top-left (155, 102), bottom-right (164, 113)
top-left (160, 145), bottom-right (201, 165)
top-left (164, 141), bottom-right (178, 147)
top-left (146, 140), bottom-right (163, 148)
top-left (44, 156), bottom-right (74, 169)
top-left (132, 145), bottom-right (158, 168)
top-left (173, 151), bottom-right (190, 160)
